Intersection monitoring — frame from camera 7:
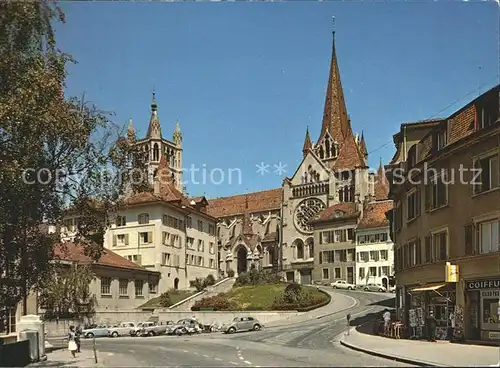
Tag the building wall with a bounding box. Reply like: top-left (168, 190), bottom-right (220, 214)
top-left (355, 227), bottom-right (394, 286)
top-left (90, 266), bottom-right (159, 311)
top-left (312, 220), bottom-right (357, 284)
top-left (106, 204), bottom-right (217, 292)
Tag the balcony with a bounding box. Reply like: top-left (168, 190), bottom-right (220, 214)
top-left (292, 180), bottom-right (329, 199)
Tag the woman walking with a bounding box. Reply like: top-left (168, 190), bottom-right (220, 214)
top-left (68, 326), bottom-right (78, 358)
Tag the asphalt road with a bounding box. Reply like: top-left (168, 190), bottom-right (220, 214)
top-left (73, 290), bottom-right (411, 367)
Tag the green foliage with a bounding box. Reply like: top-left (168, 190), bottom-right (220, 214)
top-left (158, 292), bottom-right (172, 308)
top-left (189, 275), bottom-right (217, 292)
top-left (204, 274), bottom-right (216, 287)
top-left (234, 269), bottom-right (282, 287)
top-left (38, 264), bottom-right (97, 319)
top-left (189, 278), bottom-right (205, 292)
top-left (271, 284), bottom-right (330, 311)
top-left (0, 2), bottom-right (148, 309)
top-left (191, 293), bottom-right (238, 311)
top-left (227, 269), bottom-right (235, 278)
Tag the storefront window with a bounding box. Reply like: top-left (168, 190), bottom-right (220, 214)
top-left (481, 290), bottom-right (499, 331)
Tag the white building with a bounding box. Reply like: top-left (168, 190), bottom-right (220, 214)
top-left (355, 200), bottom-right (394, 289)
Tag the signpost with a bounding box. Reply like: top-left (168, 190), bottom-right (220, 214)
top-left (445, 262), bottom-right (459, 283)
top-left (346, 313), bottom-right (351, 336)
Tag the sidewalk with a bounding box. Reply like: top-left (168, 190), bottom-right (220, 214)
top-left (30, 347), bottom-right (140, 367)
top-left (266, 288), bottom-right (357, 327)
top-left (340, 327), bottom-right (500, 367)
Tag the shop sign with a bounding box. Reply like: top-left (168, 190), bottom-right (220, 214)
top-left (466, 279), bottom-right (500, 290)
top-left (481, 290), bottom-right (500, 298)
top-left (445, 262), bottom-right (459, 283)
top-left (489, 331), bottom-right (500, 340)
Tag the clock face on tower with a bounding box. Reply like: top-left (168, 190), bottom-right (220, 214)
top-left (293, 198), bottom-right (326, 234)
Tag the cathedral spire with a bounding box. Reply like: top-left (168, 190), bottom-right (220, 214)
top-left (173, 119), bottom-right (182, 145)
top-left (302, 126), bottom-right (312, 156)
top-left (147, 90), bottom-right (162, 139)
top-left (360, 130), bottom-right (368, 157)
top-left (127, 118), bottom-right (136, 142)
top-left (319, 18), bottom-right (350, 144)
top-left (242, 194), bottom-right (253, 236)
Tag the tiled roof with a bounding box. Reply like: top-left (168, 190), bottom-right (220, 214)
top-left (207, 188), bottom-right (282, 218)
top-left (314, 202), bottom-right (359, 222)
top-left (333, 128), bottom-right (366, 170)
top-left (53, 242), bottom-right (158, 273)
top-left (358, 200), bottom-right (393, 230)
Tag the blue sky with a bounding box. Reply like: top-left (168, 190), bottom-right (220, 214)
top-left (56, 2), bottom-right (499, 199)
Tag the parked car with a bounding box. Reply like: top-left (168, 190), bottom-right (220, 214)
top-left (130, 322), bottom-right (155, 336)
top-left (363, 283), bottom-right (387, 292)
top-left (222, 317), bottom-right (262, 334)
top-left (137, 323), bottom-right (168, 337)
top-left (81, 325), bottom-right (109, 338)
top-left (389, 285), bottom-right (396, 293)
top-left (330, 280), bottom-right (356, 290)
top-left (167, 319), bottom-right (200, 335)
top-left (108, 322), bottom-right (137, 337)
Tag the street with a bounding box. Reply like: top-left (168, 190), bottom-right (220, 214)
top-left (68, 291), bottom-right (409, 367)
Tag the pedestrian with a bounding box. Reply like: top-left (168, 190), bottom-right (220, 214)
top-left (75, 325), bottom-right (82, 353)
top-left (67, 326), bottom-right (78, 358)
top-left (426, 311), bottom-right (437, 342)
top-left (449, 311), bottom-right (455, 341)
top-left (383, 309), bottom-right (391, 335)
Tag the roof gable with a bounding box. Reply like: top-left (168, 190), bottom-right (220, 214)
top-left (358, 200), bottom-right (393, 230)
top-left (207, 189), bottom-right (282, 218)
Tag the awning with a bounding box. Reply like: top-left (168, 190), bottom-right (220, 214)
top-left (409, 283), bottom-right (447, 292)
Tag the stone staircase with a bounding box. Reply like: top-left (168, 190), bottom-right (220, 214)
top-left (169, 277), bottom-right (236, 311)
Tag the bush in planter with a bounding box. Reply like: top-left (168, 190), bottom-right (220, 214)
top-left (235, 271), bottom-right (251, 286)
top-left (227, 269), bottom-right (235, 277)
top-left (191, 293), bottom-right (238, 311)
top-left (283, 283), bottom-right (302, 303)
top-left (158, 292), bottom-right (172, 307)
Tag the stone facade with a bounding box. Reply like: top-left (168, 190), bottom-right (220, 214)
top-left (387, 85), bottom-right (500, 342)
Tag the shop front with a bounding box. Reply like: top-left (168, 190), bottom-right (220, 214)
top-left (406, 283), bottom-right (457, 340)
top-left (464, 278), bottom-right (500, 341)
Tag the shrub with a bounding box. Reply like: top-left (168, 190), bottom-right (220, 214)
top-left (191, 293), bottom-right (238, 311)
top-left (203, 274), bottom-right (216, 287)
top-left (283, 283), bottom-right (302, 303)
top-left (227, 269), bottom-right (235, 277)
top-left (158, 292), bottom-right (172, 307)
top-left (190, 278), bottom-right (205, 292)
top-left (234, 269), bottom-right (282, 286)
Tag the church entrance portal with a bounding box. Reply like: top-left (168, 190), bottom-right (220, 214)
top-left (237, 247), bottom-right (248, 275)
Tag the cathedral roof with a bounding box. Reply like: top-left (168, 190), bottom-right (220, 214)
top-left (332, 127), bottom-right (367, 170)
top-left (207, 188), bottom-right (282, 218)
top-left (312, 202), bottom-right (359, 224)
top-left (358, 200), bottom-right (393, 230)
top-left (319, 30), bottom-right (350, 144)
top-left (374, 159), bottom-right (389, 200)
top-left (262, 231), bottom-right (277, 243)
top-left (359, 131), bottom-right (367, 156)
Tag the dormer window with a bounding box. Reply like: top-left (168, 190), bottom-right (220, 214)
top-left (437, 129), bottom-right (447, 150)
top-left (335, 211), bottom-right (344, 218)
top-left (138, 213), bottom-right (149, 224)
top-left (407, 145), bottom-right (417, 168)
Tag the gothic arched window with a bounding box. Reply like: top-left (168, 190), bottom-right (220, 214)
top-left (319, 146), bottom-right (324, 159)
top-left (153, 143), bottom-right (159, 161)
top-left (297, 242), bottom-right (304, 259)
top-left (325, 139), bottom-right (330, 158)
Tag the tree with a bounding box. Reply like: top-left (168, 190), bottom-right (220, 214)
top-left (38, 263), bottom-right (97, 319)
top-left (0, 1), bottom-right (148, 314)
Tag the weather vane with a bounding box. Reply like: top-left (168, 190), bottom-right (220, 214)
top-left (332, 16), bottom-right (335, 35)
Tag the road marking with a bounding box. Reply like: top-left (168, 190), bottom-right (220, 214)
top-left (182, 350), bottom-right (189, 353)
top-left (203, 354), bottom-right (209, 358)
top-left (229, 361), bottom-right (239, 365)
top-left (239, 356), bottom-right (244, 360)
top-left (193, 352), bottom-right (199, 355)
top-left (244, 361), bottom-right (252, 365)
top-left (214, 358), bottom-right (223, 361)
top-left (107, 353), bottom-right (114, 356)
top-left (129, 349), bottom-right (135, 353)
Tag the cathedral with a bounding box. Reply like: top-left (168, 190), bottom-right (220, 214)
top-left (211, 29), bottom-right (390, 283)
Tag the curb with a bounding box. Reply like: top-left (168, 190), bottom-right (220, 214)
top-left (339, 331), bottom-right (446, 367)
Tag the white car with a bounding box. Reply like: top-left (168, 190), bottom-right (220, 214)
top-left (389, 285), bottom-right (396, 293)
top-left (330, 280), bottom-right (356, 290)
top-left (108, 322), bottom-right (137, 337)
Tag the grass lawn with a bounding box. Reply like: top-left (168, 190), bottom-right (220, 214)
top-left (139, 290), bottom-right (195, 309)
top-left (225, 283), bottom-right (328, 310)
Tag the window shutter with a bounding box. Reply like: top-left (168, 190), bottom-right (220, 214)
top-left (425, 236), bottom-right (431, 263)
top-left (113, 235), bottom-right (117, 247)
top-left (125, 234), bottom-right (129, 245)
top-left (473, 159), bottom-right (482, 194)
top-left (491, 155), bottom-right (499, 188)
top-left (319, 232), bottom-right (323, 244)
top-left (424, 185), bottom-right (431, 212)
top-left (148, 232), bottom-right (153, 243)
top-left (465, 224), bottom-right (473, 255)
